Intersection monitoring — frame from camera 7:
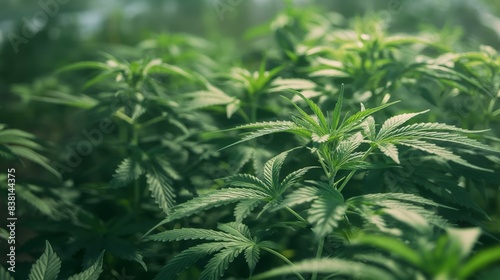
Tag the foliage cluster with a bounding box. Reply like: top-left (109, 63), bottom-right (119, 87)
top-left (1, 3), bottom-right (500, 279)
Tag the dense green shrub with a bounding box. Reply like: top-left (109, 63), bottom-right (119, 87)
top-left (1, 2), bottom-right (500, 279)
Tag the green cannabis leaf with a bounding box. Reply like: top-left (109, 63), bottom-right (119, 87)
top-left (27, 241), bottom-right (104, 280)
top-left (354, 228), bottom-right (500, 279)
top-left (283, 182), bottom-right (448, 237)
top-left (146, 222), bottom-right (287, 280)
top-left (363, 111), bottom-right (497, 170)
top-left (0, 125), bottom-right (60, 179)
top-left (144, 149), bottom-right (313, 234)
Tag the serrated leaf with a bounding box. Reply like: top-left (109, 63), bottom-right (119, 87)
top-left (269, 78), bottom-right (316, 92)
top-left (347, 193), bottom-right (449, 231)
top-left (379, 143), bottom-right (400, 164)
top-left (224, 174), bottom-right (268, 192)
top-left (244, 245), bottom-right (260, 276)
top-left (377, 110), bottom-right (429, 139)
top-left (333, 132), bottom-right (365, 169)
top-left (419, 179), bottom-right (488, 218)
top-left (0, 133), bottom-right (42, 150)
top-left (309, 69), bottom-right (350, 78)
top-left (151, 222), bottom-right (265, 280)
top-left (339, 101), bottom-right (400, 132)
top-left (68, 250), bottom-right (104, 280)
top-left (394, 128), bottom-right (496, 154)
top-left (30, 91), bottom-right (98, 109)
top-left (302, 95), bottom-right (329, 130)
top-left (279, 167), bottom-right (317, 191)
top-left (263, 150), bottom-right (290, 192)
top-left (307, 189), bottom-right (346, 237)
top-left (282, 186), bottom-right (319, 208)
top-left (8, 146), bottom-right (61, 179)
top-left (145, 166), bottom-right (176, 213)
top-left (234, 199), bottom-right (261, 222)
top-left (226, 99), bottom-right (241, 119)
top-left (16, 184), bottom-right (59, 219)
top-left (398, 139), bottom-right (490, 171)
top-left (220, 121), bottom-right (303, 150)
top-left (153, 243), bottom-right (226, 280)
top-left (105, 238), bottom-right (147, 271)
top-left (146, 228), bottom-right (238, 243)
top-left (200, 247), bottom-right (245, 280)
top-left (311, 133), bottom-right (330, 143)
top-left (28, 241), bottom-right (61, 280)
top-left (218, 222), bottom-right (253, 240)
top-left (181, 90), bottom-right (234, 111)
top-left (372, 117), bottom-right (498, 171)
top-left (316, 57), bottom-right (344, 69)
top-left (331, 84), bottom-right (345, 130)
top-left (348, 193), bottom-right (444, 209)
top-left (0, 265), bottom-right (15, 280)
top-left (149, 63), bottom-right (193, 79)
top-left (252, 258), bottom-right (395, 280)
top-left (285, 91), bottom-right (327, 134)
top-left (110, 158), bottom-right (144, 188)
top-left (383, 208), bottom-right (430, 233)
top-left (144, 188), bottom-right (268, 236)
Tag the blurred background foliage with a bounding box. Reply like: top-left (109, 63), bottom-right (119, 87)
top-left (0, 0), bottom-right (498, 155)
top-left (1, 0), bottom-right (500, 279)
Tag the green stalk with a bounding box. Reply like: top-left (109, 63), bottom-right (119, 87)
top-left (311, 237), bottom-right (325, 280)
top-left (114, 111), bottom-right (134, 125)
top-left (262, 248), bottom-right (306, 280)
top-left (250, 98), bottom-right (258, 123)
top-left (285, 206), bottom-right (307, 224)
top-left (138, 114), bottom-right (168, 129)
top-left (318, 145), bottom-right (337, 186)
top-left (337, 146), bottom-right (375, 192)
top-left (316, 150), bottom-right (330, 178)
top-left (238, 109), bottom-right (251, 123)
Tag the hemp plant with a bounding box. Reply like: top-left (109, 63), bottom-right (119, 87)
top-left (144, 85), bottom-right (499, 279)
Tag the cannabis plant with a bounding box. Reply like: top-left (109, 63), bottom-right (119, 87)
top-left (2, 2), bottom-right (500, 279)
top-left (0, 242), bottom-right (104, 280)
top-left (144, 86), bottom-right (499, 279)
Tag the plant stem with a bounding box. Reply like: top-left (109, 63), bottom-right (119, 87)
top-left (250, 99), bottom-right (257, 123)
top-left (337, 146), bottom-right (375, 192)
top-left (316, 150), bottom-right (330, 178)
top-left (138, 114), bottom-right (168, 129)
top-left (114, 111), bottom-right (134, 125)
top-left (311, 237), bottom-right (324, 280)
top-left (285, 206), bottom-right (307, 223)
top-left (262, 248), bottom-right (306, 280)
top-left (238, 109), bottom-right (251, 123)
top-left (328, 170), bottom-right (337, 188)
top-left (318, 145), bottom-right (338, 186)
